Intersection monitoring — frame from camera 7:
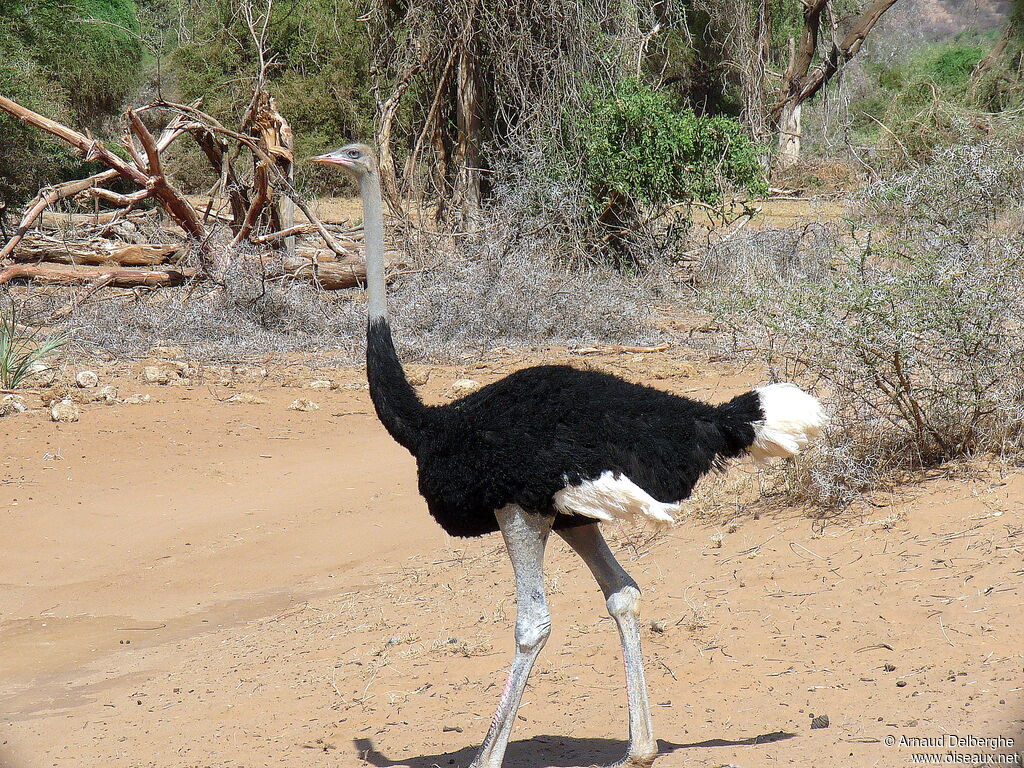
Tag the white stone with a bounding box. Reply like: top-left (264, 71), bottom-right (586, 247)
top-left (96, 385), bottom-right (119, 404)
top-left (123, 393), bottom-right (151, 405)
top-left (50, 399), bottom-right (79, 423)
top-left (288, 398), bottom-right (320, 412)
top-left (407, 368), bottom-right (432, 386)
top-left (227, 392), bottom-right (267, 405)
top-left (142, 364), bottom-right (185, 384)
top-left (308, 379), bottom-right (333, 390)
top-left (0, 394), bottom-right (28, 416)
top-left (75, 370), bottom-right (99, 388)
top-left (231, 365), bottom-right (267, 381)
top-left (451, 378), bottom-right (481, 394)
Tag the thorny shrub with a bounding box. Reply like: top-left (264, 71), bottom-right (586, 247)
top-left (38, 234), bottom-right (662, 362)
top-left (700, 135), bottom-right (1024, 509)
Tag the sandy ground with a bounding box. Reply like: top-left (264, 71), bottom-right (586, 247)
top-left (2, 349), bottom-right (1023, 768)
top-left (183, 193), bottom-right (851, 232)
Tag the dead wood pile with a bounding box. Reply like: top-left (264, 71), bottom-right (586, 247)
top-left (0, 91), bottom-right (404, 294)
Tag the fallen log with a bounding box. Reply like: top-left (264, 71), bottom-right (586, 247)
top-left (280, 255), bottom-right (407, 290)
top-left (0, 263), bottom-right (195, 287)
top-left (40, 210), bottom-right (150, 229)
top-left (281, 256), bottom-right (367, 289)
top-left (0, 170), bottom-right (120, 260)
top-left (12, 234), bottom-right (182, 266)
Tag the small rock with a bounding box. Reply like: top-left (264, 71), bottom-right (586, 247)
top-left (231, 365), bottom-right (267, 381)
top-left (896, 680), bottom-right (907, 687)
top-left (883, 663), bottom-right (896, 672)
top-left (810, 714), bottom-right (829, 729)
top-left (39, 386), bottom-right (69, 406)
top-left (649, 620), bottom-right (667, 634)
top-left (122, 393), bottom-right (151, 405)
top-left (142, 364), bottom-right (185, 385)
top-left (96, 385), bottom-right (119, 404)
top-left (725, 520), bottom-right (740, 534)
top-left (228, 392), bottom-right (267, 405)
top-left (50, 399), bottom-right (79, 423)
top-left (709, 533), bottom-right (724, 549)
top-left (148, 345), bottom-right (182, 358)
top-left (451, 378), bottom-right (481, 394)
top-left (407, 367), bottom-right (432, 386)
top-left (308, 379), bottom-right (333, 390)
top-left (442, 725), bottom-right (464, 733)
top-left (288, 398), bottom-right (320, 412)
top-left (78, 385), bottom-right (119, 404)
top-left (27, 361), bottom-right (50, 375)
top-left (0, 394), bottom-right (28, 416)
top-left (75, 370), bottom-right (99, 388)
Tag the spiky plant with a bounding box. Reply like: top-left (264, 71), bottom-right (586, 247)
top-left (0, 301), bottom-right (67, 389)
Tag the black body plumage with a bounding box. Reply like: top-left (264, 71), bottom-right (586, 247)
top-left (368, 318), bottom-right (764, 538)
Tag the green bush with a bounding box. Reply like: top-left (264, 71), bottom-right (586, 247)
top-left (579, 79), bottom-right (766, 211)
top-left (170, 0), bottom-right (372, 196)
top-left (929, 44), bottom-right (986, 85)
top-left (851, 36), bottom-right (1000, 167)
top-left (0, 0), bottom-right (143, 205)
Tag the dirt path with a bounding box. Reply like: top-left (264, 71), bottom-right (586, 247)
top-left (1, 356), bottom-right (1022, 768)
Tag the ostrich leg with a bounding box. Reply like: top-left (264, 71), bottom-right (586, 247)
top-left (469, 505), bottom-right (553, 768)
top-left (558, 523), bottom-right (657, 767)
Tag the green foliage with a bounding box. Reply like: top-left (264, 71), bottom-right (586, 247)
top-left (929, 44), bottom-right (986, 85)
top-left (874, 40), bottom-right (986, 92)
top-left (850, 34), bottom-right (1010, 167)
top-left (0, 0), bottom-right (143, 205)
top-left (0, 300), bottom-right (67, 389)
top-left (579, 80), bottom-right (766, 210)
top-left (171, 0), bottom-right (372, 195)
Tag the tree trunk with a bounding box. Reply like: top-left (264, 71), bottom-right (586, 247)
top-left (242, 91), bottom-right (296, 251)
top-left (776, 101), bottom-right (802, 168)
top-left (768, 0), bottom-right (902, 166)
top-left (742, 0), bottom-right (772, 142)
top-left (455, 1), bottom-right (484, 226)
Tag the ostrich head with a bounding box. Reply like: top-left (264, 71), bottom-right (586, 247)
top-left (309, 143), bottom-right (376, 179)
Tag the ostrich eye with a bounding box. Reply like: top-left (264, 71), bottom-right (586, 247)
top-left (347, 149), bottom-right (360, 159)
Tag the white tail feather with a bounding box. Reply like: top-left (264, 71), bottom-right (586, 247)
top-left (554, 471), bottom-right (677, 530)
top-left (749, 383), bottom-right (826, 462)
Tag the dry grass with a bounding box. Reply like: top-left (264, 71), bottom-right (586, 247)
top-left (7, 229), bottom-right (662, 363)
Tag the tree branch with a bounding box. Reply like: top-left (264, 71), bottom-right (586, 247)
top-left (0, 95), bottom-right (208, 246)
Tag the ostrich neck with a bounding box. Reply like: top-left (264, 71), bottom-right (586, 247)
top-left (360, 171), bottom-right (387, 320)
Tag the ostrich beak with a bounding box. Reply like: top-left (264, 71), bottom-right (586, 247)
top-left (309, 152), bottom-right (351, 168)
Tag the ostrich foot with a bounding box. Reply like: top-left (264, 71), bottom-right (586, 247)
top-left (595, 745), bottom-right (657, 768)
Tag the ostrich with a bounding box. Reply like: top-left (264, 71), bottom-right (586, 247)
top-left (310, 144), bottom-right (825, 768)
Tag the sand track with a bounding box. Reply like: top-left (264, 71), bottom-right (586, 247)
top-left (1, 358), bottom-right (1022, 767)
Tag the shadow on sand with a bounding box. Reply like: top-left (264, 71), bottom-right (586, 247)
top-left (354, 730), bottom-right (796, 767)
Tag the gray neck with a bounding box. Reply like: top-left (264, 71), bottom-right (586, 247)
top-left (359, 170), bottom-right (387, 320)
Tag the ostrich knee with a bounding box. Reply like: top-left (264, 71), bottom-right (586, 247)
top-left (515, 595), bottom-right (551, 653)
top-left (607, 583), bottom-right (642, 621)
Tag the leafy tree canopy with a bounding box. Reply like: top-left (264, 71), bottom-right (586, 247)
top-left (0, 0), bottom-right (143, 205)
